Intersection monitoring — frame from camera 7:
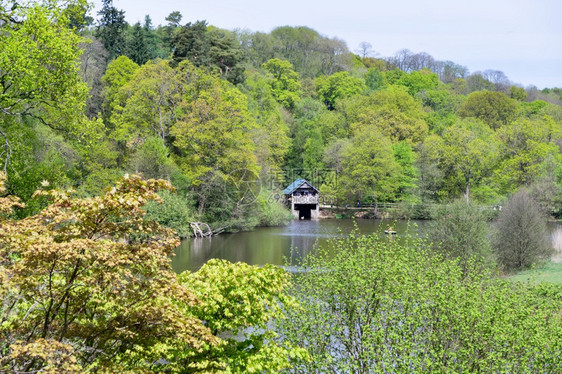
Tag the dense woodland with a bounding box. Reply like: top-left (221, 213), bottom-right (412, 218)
top-left (1, 0), bottom-right (561, 235)
top-left (2, 0), bottom-right (562, 372)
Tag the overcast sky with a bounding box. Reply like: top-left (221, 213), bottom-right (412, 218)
top-left (91, 0), bottom-right (562, 89)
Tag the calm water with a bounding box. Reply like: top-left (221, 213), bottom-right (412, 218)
top-left (172, 219), bottom-right (428, 273)
top-left (172, 219), bottom-right (562, 273)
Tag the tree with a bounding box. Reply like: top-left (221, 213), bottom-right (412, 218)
top-left (427, 119), bottom-right (496, 201)
top-left (465, 72), bottom-right (494, 92)
top-left (344, 86), bottom-right (428, 145)
top-left (178, 259), bottom-right (307, 372)
top-left (0, 3), bottom-right (88, 169)
top-left (79, 36), bottom-right (109, 118)
top-left (414, 141), bottom-right (443, 202)
top-left (339, 126), bottom-right (401, 203)
top-left (493, 190), bottom-right (553, 271)
top-left (242, 71), bottom-right (290, 173)
top-left (126, 22), bottom-right (149, 65)
top-left (365, 68), bottom-right (384, 91)
top-left (101, 55), bottom-right (139, 122)
top-left (170, 62), bottom-right (259, 215)
top-left (316, 71), bottom-right (365, 110)
top-left (392, 141), bottom-right (418, 199)
top-left (262, 58), bottom-right (302, 109)
top-left (0, 174), bottom-right (218, 372)
top-left (458, 90), bottom-right (518, 129)
top-left (171, 20), bottom-right (210, 66)
top-left (428, 199), bottom-right (492, 272)
top-left (171, 22), bottom-right (245, 83)
top-left (270, 26), bottom-right (352, 78)
top-left (207, 27), bottom-right (246, 84)
top-left (95, 0), bottom-right (127, 61)
top-left (494, 118), bottom-right (559, 192)
top-left (510, 85), bottom-right (528, 101)
top-left (355, 41), bottom-right (373, 58)
top-left (110, 59), bottom-right (182, 145)
top-left (396, 68), bottom-right (440, 96)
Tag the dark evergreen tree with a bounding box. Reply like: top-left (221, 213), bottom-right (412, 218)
top-left (95, 0), bottom-right (127, 61)
top-left (126, 22), bottom-right (149, 65)
top-left (171, 20), bottom-right (210, 67)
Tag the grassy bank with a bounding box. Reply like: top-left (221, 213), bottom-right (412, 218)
top-left (509, 262), bottom-right (562, 284)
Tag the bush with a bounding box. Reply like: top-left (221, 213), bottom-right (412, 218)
top-left (493, 190), bottom-right (553, 272)
top-left (428, 199), bottom-right (492, 272)
top-left (253, 190), bottom-right (293, 227)
top-left (280, 231), bottom-right (562, 373)
top-left (145, 190), bottom-right (197, 238)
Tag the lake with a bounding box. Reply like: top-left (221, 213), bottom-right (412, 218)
top-left (173, 219), bottom-right (426, 273)
top-left (172, 218), bottom-right (562, 273)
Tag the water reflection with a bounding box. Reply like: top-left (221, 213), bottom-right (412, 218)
top-left (172, 219), bottom-right (426, 273)
top-left (171, 219), bottom-right (562, 273)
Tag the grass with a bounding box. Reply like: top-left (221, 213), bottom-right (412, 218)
top-left (508, 261), bottom-right (562, 284)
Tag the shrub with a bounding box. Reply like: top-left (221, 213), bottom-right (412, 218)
top-left (428, 199), bottom-right (492, 271)
top-left (280, 231), bottom-right (562, 373)
top-left (493, 189), bottom-right (553, 271)
top-left (145, 190), bottom-right (197, 238)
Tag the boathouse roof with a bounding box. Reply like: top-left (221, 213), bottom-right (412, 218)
top-left (283, 179), bottom-right (319, 195)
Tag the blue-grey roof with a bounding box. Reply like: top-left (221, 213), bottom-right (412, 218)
top-left (283, 179), bottom-right (318, 195)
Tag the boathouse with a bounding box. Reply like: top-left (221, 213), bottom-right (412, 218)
top-left (283, 179), bottom-right (319, 220)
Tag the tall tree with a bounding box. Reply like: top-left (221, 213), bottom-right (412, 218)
top-left (0, 2), bottom-right (87, 170)
top-left (427, 120), bottom-right (496, 201)
top-left (262, 58), bottom-right (302, 109)
top-left (339, 126), bottom-right (401, 203)
top-left (316, 71), bottom-right (365, 110)
top-left (95, 0), bottom-right (127, 61)
top-left (126, 22), bottom-right (149, 65)
top-left (344, 86), bottom-right (428, 145)
top-left (457, 90), bottom-right (518, 129)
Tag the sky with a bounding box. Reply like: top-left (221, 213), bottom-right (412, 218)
top-left (91, 0), bottom-right (562, 89)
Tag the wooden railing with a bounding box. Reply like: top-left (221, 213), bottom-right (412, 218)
top-left (292, 195), bottom-right (319, 204)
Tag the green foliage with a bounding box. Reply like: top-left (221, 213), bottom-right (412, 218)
top-left (428, 199), bottom-right (493, 272)
top-left (0, 2), bottom-right (88, 168)
top-left (281, 231), bottom-right (562, 373)
top-left (345, 86), bottom-right (428, 144)
top-left (364, 68), bottom-right (384, 91)
top-left (316, 71), bottom-right (366, 110)
top-left (494, 118), bottom-right (559, 193)
top-left (171, 63), bottom-right (258, 187)
top-left (262, 58), bottom-right (302, 109)
top-left (111, 59), bottom-right (180, 145)
top-left (426, 119), bottom-right (496, 201)
top-left (252, 190), bottom-right (294, 226)
top-left (145, 190), bottom-right (197, 238)
top-left (493, 190), bottom-right (554, 272)
top-left (392, 141), bottom-right (418, 198)
top-left (172, 22), bottom-right (245, 83)
top-left (269, 26), bottom-right (352, 78)
top-left (510, 85), bottom-right (528, 101)
top-left (339, 127), bottom-right (401, 202)
top-left (95, 0), bottom-right (127, 60)
top-left (125, 22), bottom-right (150, 65)
top-left (129, 136), bottom-right (178, 180)
top-left (101, 55), bottom-right (139, 121)
top-left (178, 260), bottom-right (308, 373)
top-left (0, 175), bottom-right (219, 372)
top-left (242, 71), bottom-right (291, 172)
top-left (396, 68), bottom-right (440, 96)
top-left (458, 90), bottom-right (518, 129)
